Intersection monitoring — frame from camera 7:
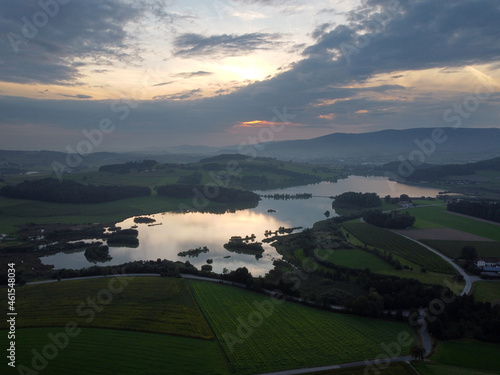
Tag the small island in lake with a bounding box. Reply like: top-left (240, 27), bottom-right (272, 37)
top-left (134, 216), bottom-right (156, 224)
top-left (84, 244), bottom-right (111, 263)
top-left (178, 246), bottom-right (210, 257)
top-left (224, 236), bottom-right (264, 256)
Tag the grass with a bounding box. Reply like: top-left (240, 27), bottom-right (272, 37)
top-left (0, 195), bottom-right (186, 233)
top-left (430, 340), bottom-right (500, 372)
top-left (308, 362), bottom-right (418, 374)
top-left (0, 277), bottom-right (213, 339)
top-left (1, 327), bottom-right (229, 375)
top-left (413, 363), bottom-right (498, 375)
top-left (324, 248), bottom-right (394, 273)
top-left (404, 206), bottom-right (500, 241)
top-left (342, 222), bottom-right (456, 274)
top-left (189, 280), bottom-right (414, 375)
top-left (293, 248), bottom-right (394, 273)
top-left (473, 281), bottom-right (500, 304)
top-left (421, 240), bottom-right (500, 259)
top-left (0, 192), bottom-right (244, 234)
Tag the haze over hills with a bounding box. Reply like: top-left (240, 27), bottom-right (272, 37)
top-left (1, 127), bottom-right (500, 174)
top-left (255, 127), bottom-right (500, 164)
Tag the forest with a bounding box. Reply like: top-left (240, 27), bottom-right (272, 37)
top-left (447, 200), bottom-right (500, 223)
top-left (332, 192), bottom-right (381, 208)
top-left (363, 210), bottom-right (416, 229)
top-left (155, 184), bottom-right (260, 204)
top-left (98, 159), bottom-right (158, 174)
top-left (0, 178), bottom-right (151, 203)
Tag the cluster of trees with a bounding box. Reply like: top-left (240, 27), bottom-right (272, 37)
top-left (405, 157), bottom-right (500, 182)
top-left (447, 200), bottom-right (500, 223)
top-left (84, 245), bottom-right (111, 263)
top-left (333, 192), bottom-right (381, 208)
top-left (224, 238), bottom-right (264, 255)
top-left (98, 160), bottom-right (157, 174)
top-left (105, 229), bottom-right (139, 247)
top-left (134, 217), bottom-right (156, 224)
top-left (155, 184), bottom-right (260, 204)
top-left (177, 246), bottom-right (209, 257)
top-left (0, 178), bottom-right (151, 203)
top-left (363, 210), bottom-right (416, 229)
top-left (384, 194), bottom-right (412, 204)
top-left (427, 295), bottom-right (500, 342)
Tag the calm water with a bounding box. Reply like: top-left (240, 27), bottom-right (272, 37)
top-left (41, 176), bottom-right (444, 275)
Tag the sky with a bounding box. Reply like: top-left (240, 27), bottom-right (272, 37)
top-left (1, 0), bottom-right (500, 152)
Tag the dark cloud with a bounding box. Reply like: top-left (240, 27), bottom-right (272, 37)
top-left (304, 0), bottom-right (500, 73)
top-left (0, 0), bottom-right (169, 85)
top-left (173, 71), bottom-right (214, 79)
top-left (152, 81), bottom-right (174, 87)
top-left (173, 32), bottom-right (284, 58)
top-left (1, 0), bottom-right (500, 151)
top-left (55, 93), bottom-right (93, 99)
top-left (153, 89), bottom-right (203, 100)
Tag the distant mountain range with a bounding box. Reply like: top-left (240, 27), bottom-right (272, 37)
top-left (1, 127), bottom-right (499, 173)
top-left (256, 127), bottom-right (500, 164)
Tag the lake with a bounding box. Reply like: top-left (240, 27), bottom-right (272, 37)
top-left (41, 176), bottom-right (444, 275)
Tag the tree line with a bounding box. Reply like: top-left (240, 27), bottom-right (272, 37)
top-left (447, 200), bottom-right (500, 223)
top-left (155, 184), bottom-right (260, 204)
top-left (0, 178), bottom-right (151, 203)
top-left (332, 192), bottom-right (381, 208)
top-left (98, 160), bottom-right (157, 174)
top-left (363, 210), bottom-right (416, 229)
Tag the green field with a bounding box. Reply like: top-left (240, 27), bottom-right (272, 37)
top-left (2, 327), bottom-right (229, 375)
top-left (0, 194), bottom-right (228, 234)
top-left (421, 240), bottom-right (500, 259)
top-left (430, 340), bottom-right (500, 372)
top-left (325, 248), bottom-right (394, 272)
top-left (473, 281), bottom-right (500, 304)
top-left (342, 222), bottom-right (456, 274)
top-left (0, 278), bottom-right (213, 339)
top-left (294, 248), bottom-right (394, 274)
top-left (413, 363), bottom-right (498, 375)
top-left (309, 362), bottom-right (418, 374)
top-left (404, 206), bottom-right (500, 241)
top-left (189, 280), bottom-right (414, 375)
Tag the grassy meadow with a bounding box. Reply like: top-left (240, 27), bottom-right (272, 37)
top-left (0, 278), bottom-right (213, 339)
top-left (189, 280), bottom-right (414, 375)
top-left (421, 240), bottom-right (500, 259)
top-left (342, 221), bottom-right (456, 274)
top-left (404, 205), bottom-right (500, 241)
top-left (2, 327), bottom-right (229, 375)
top-left (473, 281), bottom-right (500, 304)
top-left (411, 339), bottom-right (500, 374)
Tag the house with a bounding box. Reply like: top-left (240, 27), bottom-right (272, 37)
top-left (475, 259), bottom-right (499, 268)
top-left (397, 201), bottom-right (413, 208)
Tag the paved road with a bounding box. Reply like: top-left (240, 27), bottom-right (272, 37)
top-left (395, 233), bottom-right (472, 296)
top-left (257, 357), bottom-right (414, 375)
